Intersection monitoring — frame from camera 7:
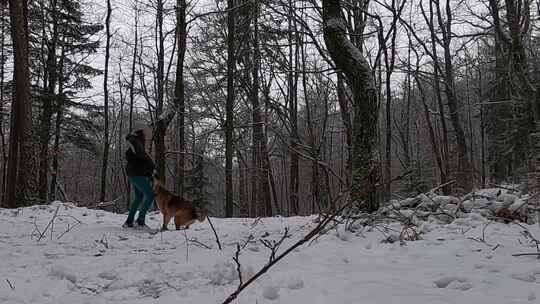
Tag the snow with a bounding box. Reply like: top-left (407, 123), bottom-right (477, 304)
top-left (261, 284), bottom-right (280, 300)
top-left (1, 201), bottom-right (540, 303)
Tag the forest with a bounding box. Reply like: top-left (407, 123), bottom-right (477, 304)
top-left (1, 0), bottom-right (539, 217)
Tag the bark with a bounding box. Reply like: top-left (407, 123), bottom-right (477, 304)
top-left (6, 0), bottom-right (32, 207)
top-left (323, 0), bottom-right (379, 211)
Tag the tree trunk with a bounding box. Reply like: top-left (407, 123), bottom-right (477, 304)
top-left (225, 0), bottom-right (235, 217)
top-left (38, 0), bottom-right (60, 202)
top-left (250, 2), bottom-right (271, 217)
top-left (0, 3), bottom-right (7, 201)
top-left (336, 73), bottom-right (352, 186)
top-left (154, 0), bottom-right (167, 182)
top-left (5, 0), bottom-right (32, 207)
top-left (415, 76), bottom-right (446, 187)
top-left (288, 0), bottom-right (299, 215)
top-left (323, 0), bottom-right (379, 211)
top-left (174, 0), bottom-right (187, 193)
top-left (421, 0), bottom-right (450, 193)
top-left (129, 7), bottom-right (139, 132)
top-left (100, 0), bottom-right (112, 202)
top-left (238, 149), bottom-right (249, 216)
top-left (434, 0), bottom-right (473, 193)
top-left (50, 42), bottom-right (65, 200)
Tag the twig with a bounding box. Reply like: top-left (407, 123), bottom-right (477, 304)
top-left (481, 220), bottom-right (493, 242)
top-left (250, 217), bottom-right (262, 228)
top-left (189, 238), bottom-right (212, 249)
top-left (260, 228), bottom-right (290, 262)
top-left (467, 220), bottom-right (498, 248)
top-left (421, 194), bottom-right (455, 221)
top-left (512, 252), bottom-right (540, 257)
top-left (183, 230), bottom-right (189, 262)
top-left (233, 244), bottom-right (243, 287)
top-left (207, 216), bottom-right (222, 250)
top-left (5, 279), bottom-right (14, 290)
top-left (56, 214), bottom-right (83, 224)
top-left (31, 218), bottom-right (42, 240)
top-left (488, 183), bottom-right (519, 192)
top-left (428, 180), bottom-right (456, 193)
top-left (57, 222), bottom-right (81, 240)
top-left (241, 234), bottom-right (254, 249)
top-left (37, 205), bottom-right (61, 242)
top-left (99, 234), bottom-right (109, 249)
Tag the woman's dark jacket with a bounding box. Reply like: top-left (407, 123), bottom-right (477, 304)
top-left (125, 134), bottom-right (155, 177)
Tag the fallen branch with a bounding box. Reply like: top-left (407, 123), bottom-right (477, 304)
top-left (488, 183), bottom-right (519, 193)
top-left (512, 252), bottom-right (540, 257)
top-left (428, 180), bottom-right (456, 194)
top-left (221, 191), bottom-right (351, 304)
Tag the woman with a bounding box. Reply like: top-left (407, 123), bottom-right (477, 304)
top-left (123, 129), bottom-right (156, 228)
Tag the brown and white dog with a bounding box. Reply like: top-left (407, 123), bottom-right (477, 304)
top-left (152, 178), bottom-right (208, 230)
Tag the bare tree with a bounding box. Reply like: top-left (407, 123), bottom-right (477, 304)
top-left (225, 0), bottom-right (236, 217)
top-left (323, 0), bottom-right (380, 211)
top-left (174, 0), bottom-right (187, 193)
top-left (153, 0), bottom-right (167, 181)
top-left (5, 0), bottom-right (32, 207)
top-left (100, 0), bottom-right (112, 202)
top-left (288, 0), bottom-right (299, 215)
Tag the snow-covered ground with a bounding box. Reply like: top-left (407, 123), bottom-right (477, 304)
top-left (1, 201), bottom-right (540, 304)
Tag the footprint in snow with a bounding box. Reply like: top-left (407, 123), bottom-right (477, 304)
top-left (285, 277), bottom-right (304, 290)
top-left (262, 285), bottom-right (279, 300)
top-left (433, 276), bottom-right (473, 291)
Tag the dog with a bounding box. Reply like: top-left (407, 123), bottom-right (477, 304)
top-left (152, 177), bottom-right (208, 231)
top-left (495, 207), bottom-right (525, 223)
